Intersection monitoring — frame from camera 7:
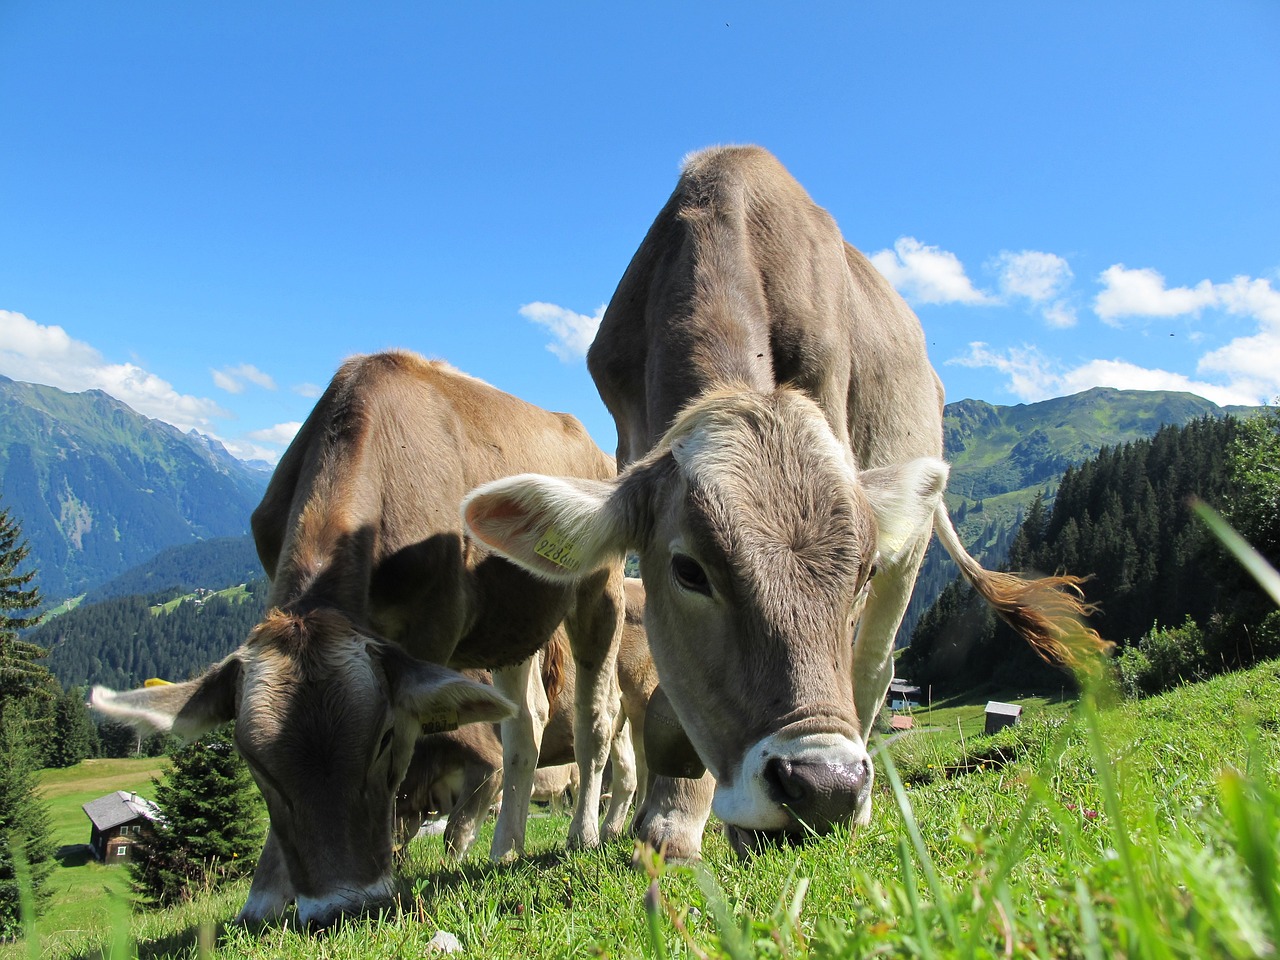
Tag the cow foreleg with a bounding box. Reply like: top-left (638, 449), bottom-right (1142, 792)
top-left (489, 657), bottom-right (547, 861)
top-left (601, 718), bottom-right (637, 841)
top-left (630, 771), bottom-right (715, 862)
top-left (235, 828), bottom-right (294, 924)
top-left (850, 536), bottom-right (928, 824)
top-left (565, 567), bottom-right (625, 849)
top-left (444, 760), bottom-right (502, 859)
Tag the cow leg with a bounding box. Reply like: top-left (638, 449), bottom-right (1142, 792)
top-left (563, 567), bottom-right (625, 849)
top-left (489, 657), bottom-right (548, 861)
top-left (601, 718), bottom-right (637, 841)
top-left (850, 535), bottom-right (928, 824)
top-left (444, 760), bottom-right (502, 859)
top-left (235, 828), bottom-right (294, 924)
top-left (630, 771), bottom-right (715, 862)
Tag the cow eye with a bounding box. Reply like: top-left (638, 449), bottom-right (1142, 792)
top-left (671, 554), bottom-right (712, 596)
top-left (376, 728), bottom-right (394, 758)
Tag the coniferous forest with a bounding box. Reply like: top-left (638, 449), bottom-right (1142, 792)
top-left (901, 411), bottom-right (1280, 692)
top-left (34, 580), bottom-right (269, 690)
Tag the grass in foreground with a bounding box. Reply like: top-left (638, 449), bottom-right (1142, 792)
top-left (9, 662), bottom-right (1278, 959)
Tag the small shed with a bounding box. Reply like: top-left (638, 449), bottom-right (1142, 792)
top-left (984, 701), bottom-right (1022, 735)
top-left (888, 680), bottom-right (922, 711)
top-left (889, 715), bottom-right (915, 732)
top-left (83, 790), bottom-right (161, 863)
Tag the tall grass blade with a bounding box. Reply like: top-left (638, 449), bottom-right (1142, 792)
top-left (1219, 766), bottom-right (1280, 947)
top-left (877, 736), bottom-right (960, 948)
top-left (1192, 499), bottom-right (1280, 605)
top-left (694, 865), bottom-right (752, 960)
top-left (10, 834), bottom-right (38, 960)
top-left (1080, 691), bottom-right (1167, 959)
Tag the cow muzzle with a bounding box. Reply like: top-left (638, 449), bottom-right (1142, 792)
top-left (712, 729), bottom-right (870, 850)
top-left (295, 877), bottom-right (397, 930)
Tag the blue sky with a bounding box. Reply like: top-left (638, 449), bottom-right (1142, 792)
top-left (1, 2), bottom-right (1277, 463)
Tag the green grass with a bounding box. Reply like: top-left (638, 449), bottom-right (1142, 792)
top-left (7, 664), bottom-right (1279, 959)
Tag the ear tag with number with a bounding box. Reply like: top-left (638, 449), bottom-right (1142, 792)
top-left (533, 525), bottom-right (583, 571)
top-left (420, 708), bottom-right (460, 735)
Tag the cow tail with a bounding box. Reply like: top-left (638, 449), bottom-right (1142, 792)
top-left (541, 630), bottom-right (570, 706)
top-left (932, 505), bottom-right (1113, 668)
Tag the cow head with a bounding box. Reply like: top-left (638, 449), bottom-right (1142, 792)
top-left (91, 608), bottom-right (513, 927)
top-left (463, 388), bottom-right (944, 846)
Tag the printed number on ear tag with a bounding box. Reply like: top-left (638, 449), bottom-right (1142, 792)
top-left (534, 526), bottom-right (583, 571)
top-left (421, 708), bottom-right (460, 735)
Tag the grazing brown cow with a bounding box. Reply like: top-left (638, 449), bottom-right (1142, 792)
top-left (93, 351), bottom-right (625, 926)
top-left (463, 146), bottom-right (1104, 858)
top-left (395, 626), bottom-right (639, 858)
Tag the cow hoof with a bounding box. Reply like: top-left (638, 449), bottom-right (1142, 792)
top-left (566, 833), bottom-right (601, 852)
top-left (630, 826), bottom-right (703, 864)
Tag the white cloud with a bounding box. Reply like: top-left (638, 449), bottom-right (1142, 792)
top-left (1094, 265), bottom-right (1219, 323)
top-left (292, 382), bottom-right (323, 399)
top-left (992, 250), bottom-right (1073, 302)
top-left (519, 301), bottom-right (605, 362)
top-left (212, 363), bottom-right (277, 394)
top-left (950, 341), bottom-right (1262, 407)
top-left (1092, 266), bottom-right (1280, 400)
top-left (0, 309), bottom-right (229, 429)
top-left (869, 237), bottom-right (993, 305)
top-left (1041, 302), bottom-right (1078, 329)
top-left (246, 421), bottom-right (303, 447)
top-left (988, 250), bottom-right (1077, 327)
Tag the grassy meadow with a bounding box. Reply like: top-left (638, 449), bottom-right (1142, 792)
top-left (26, 758), bottom-right (169, 944)
top-left (8, 663), bottom-right (1279, 959)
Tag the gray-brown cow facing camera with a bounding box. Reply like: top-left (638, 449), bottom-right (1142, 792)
top-left (464, 145), bottom-right (1107, 859)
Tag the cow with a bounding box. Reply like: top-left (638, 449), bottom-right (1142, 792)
top-left (395, 624), bottom-right (639, 858)
top-left (92, 350), bottom-right (626, 927)
top-left (462, 146), bottom-right (1106, 859)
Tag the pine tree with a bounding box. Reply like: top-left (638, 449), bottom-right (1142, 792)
top-left (0, 502), bottom-right (52, 726)
top-left (48, 687), bottom-right (99, 769)
top-left (131, 726), bottom-right (265, 907)
top-left (0, 707), bottom-right (55, 939)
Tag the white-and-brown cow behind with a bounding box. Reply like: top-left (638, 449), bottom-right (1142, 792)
top-left (92, 351), bottom-right (625, 927)
top-left (395, 624), bottom-right (639, 858)
top-left (463, 146), bottom-right (1106, 858)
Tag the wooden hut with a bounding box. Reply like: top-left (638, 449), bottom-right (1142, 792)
top-left (984, 701), bottom-right (1022, 735)
top-left (83, 790), bottom-right (161, 863)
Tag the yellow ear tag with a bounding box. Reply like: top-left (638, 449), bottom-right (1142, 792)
top-left (420, 708), bottom-right (460, 736)
top-left (144, 678), bottom-right (173, 687)
top-left (533, 525), bottom-right (583, 571)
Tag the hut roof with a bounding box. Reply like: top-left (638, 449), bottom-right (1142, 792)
top-left (82, 790), bottom-right (161, 832)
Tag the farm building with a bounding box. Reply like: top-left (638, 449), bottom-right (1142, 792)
top-left (984, 701), bottom-right (1023, 735)
top-left (83, 790), bottom-right (161, 863)
top-left (889, 715), bottom-right (915, 732)
top-left (888, 679), bottom-right (922, 711)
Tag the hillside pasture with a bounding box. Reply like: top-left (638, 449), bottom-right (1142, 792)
top-left (31, 757), bottom-right (169, 944)
top-left (7, 663), bottom-right (1278, 959)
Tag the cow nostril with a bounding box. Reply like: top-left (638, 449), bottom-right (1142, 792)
top-left (763, 756), bottom-right (867, 833)
top-left (763, 757), bottom-right (809, 804)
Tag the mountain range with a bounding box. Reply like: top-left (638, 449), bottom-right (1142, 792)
top-left (0, 375), bottom-right (269, 600)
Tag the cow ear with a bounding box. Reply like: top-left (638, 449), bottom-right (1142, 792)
top-left (859, 457), bottom-right (948, 561)
top-left (388, 653), bottom-right (516, 733)
top-left (91, 655), bottom-right (243, 740)
top-left (462, 475), bottom-right (628, 581)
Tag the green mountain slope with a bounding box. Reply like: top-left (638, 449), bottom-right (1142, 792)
top-left (0, 376), bottom-right (269, 601)
top-left (900, 387), bottom-right (1259, 644)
